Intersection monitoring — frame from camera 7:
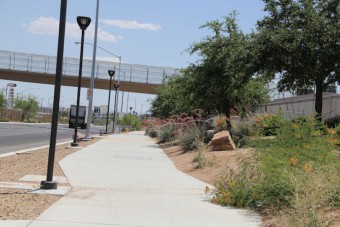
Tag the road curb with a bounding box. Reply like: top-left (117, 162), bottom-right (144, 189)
top-left (0, 141), bottom-right (72, 159)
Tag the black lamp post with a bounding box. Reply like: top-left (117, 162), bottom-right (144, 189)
top-left (41, 0), bottom-right (67, 190)
top-left (106, 70), bottom-right (115, 134)
top-left (112, 82), bottom-right (120, 133)
top-left (71, 16), bottom-right (91, 147)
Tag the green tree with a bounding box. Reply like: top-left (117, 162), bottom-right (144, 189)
top-left (14, 96), bottom-right (39, 121)
top-left (152, 13), bottom-right (270, 119)
top-left (0, 93), bottom-right (6, 108)
top-left (151, 75), bottom-right (194, 118)
top-left (254, 0), bottom-right (340, 118)
top-left (121, 114), bottom-right (141, 130)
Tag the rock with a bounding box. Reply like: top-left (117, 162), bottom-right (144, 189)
top-left (72, 132), bottom-right (85, 141)
top-left (208, 130), bottom-right (236, 151)
top-left (204, 129), bottom-right (216, 143)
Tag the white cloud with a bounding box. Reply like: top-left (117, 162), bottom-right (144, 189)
top-left (25, 17), bottom-right (122, 43)
top-left (26, 17), bottom-right (59, 35)
top-left (96, 29), bottom-right (123, 43)
top-left (99, 19), bottom-right (161, 31)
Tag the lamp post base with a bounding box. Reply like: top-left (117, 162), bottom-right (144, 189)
top-left (40, 181), bottom-right (58, 190)
top-left (71, 142), bottom-right (79, 147)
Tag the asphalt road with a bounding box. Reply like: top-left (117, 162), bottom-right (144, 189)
top-left (0, 123), bottom-right (105, 155)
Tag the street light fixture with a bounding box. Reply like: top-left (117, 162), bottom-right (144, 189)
top-left (71, 16), bottom-right (91, 147)
top-left (74, 41), bottom-right (121, 138)
top-left (112, 82), bottom-right (120, 133)
top-left (106, 70), bottom-right (115, 134)
top-left (21, 88), bottom-right (41, 94)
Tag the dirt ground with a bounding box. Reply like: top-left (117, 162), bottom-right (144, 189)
top-left (1, 135), bottom-right (339, 225)
top-left (162, 145), bottom-right (252, 185)
top-left (0, 137), bottom-right (102, 220)
top-left (162, 144), bottom-right (340, 227)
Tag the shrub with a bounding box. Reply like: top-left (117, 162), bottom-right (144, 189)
top-left (335, 124), bottom-right (340, 136)
top-left (253, 112), bottom-right (285, 136)
top-left (192, 141), bottom-right (207, 169)
top-left (212, 156), bottom-right (258, 208)
top-left (325, 115), bottom-right (340, 128)
top-left (158, 124), bottom-right (177, 143)
top-left (212, 115), bottom-right (340, 224)
top-left (122, 114), bottom-right (141, 131)
top-left (231, 122), bottom-right (253, 148)
top-left (284, 167), bottom-right (340, 226)
top-left (213, 114), bottom-right (227, 131)
top-left (145, 127), bottom-right (158, 138)
top-left (179, 125), bottom-right (205, 152)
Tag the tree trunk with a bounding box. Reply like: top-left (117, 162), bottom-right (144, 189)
top-left (315, 80), bottom-right (323, 121)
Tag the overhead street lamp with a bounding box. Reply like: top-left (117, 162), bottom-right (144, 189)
top-left (74, 41), bottom-right (121, 137)
top-left (21, 87), bottom-right (41, 94)
top-left (18, 88), bottom-right (41, 98)
top-left (106, 70), bottom-right (115, 134)
top-left (112, 82), bottom-right (120, 133)
top-left (71, 16), bottom-right (91, 147)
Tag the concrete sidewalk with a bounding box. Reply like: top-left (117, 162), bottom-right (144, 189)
top-left (29, 131), bottom-right (261, 227)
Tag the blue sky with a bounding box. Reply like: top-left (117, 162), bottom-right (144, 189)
top-left (0, 0), bottom-right (265, 113)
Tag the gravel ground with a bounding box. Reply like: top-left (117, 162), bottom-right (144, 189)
top-left (0, 137), bottom-right (102, 220)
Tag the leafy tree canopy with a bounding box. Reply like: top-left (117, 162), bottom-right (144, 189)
top-left (151, 13), bottom-right (270, 118)
top-left (254, 0), bottom-right (340, 116)
top-left (14, 96), bottom-right (39, 121)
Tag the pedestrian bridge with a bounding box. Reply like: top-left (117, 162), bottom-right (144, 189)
top-left (0, 50), bottom-right (179, 94)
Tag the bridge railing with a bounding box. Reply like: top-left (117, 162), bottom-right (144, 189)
top-left (0, 50), bottom-right (180, 85)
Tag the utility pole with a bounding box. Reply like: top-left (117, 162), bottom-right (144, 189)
top-left (85, 0), bottom-right (100, 139)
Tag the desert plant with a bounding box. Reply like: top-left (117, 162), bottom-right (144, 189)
top-left (253, 112), bottom-right (285, 136)
top-left (231, 122), bottom-right (253, 148)
top-left (334, 124), bottom-right (340, 136)
top-left (325, 115), bottom-right (340, 128)
top-left (212, 155), bottom-right (258, 208)
top-left (212, 115), bottom-right (340, 225)
top-left (121, 114), bottom-right (141, 130)
top-left (179, 125), bottom-right (205, 152)
top-left (192, 141), bottom-right (207, 169)
top-left (145, 127), bottom-right (158, 138)
top-left (158, 124), bottom-right (177, 143)
top-left (213, 114), bottom-right (227, 132)
top-left (283, 167), bottom-right (340, 227)
top-left (256, 117), bottom-right (338, 205)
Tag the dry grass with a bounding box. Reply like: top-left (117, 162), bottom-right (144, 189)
top-left (0, 137), bottom-right (103, 220)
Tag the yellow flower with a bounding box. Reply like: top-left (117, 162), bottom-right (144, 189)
top-left (327, 139), bottom-right (337, 145)
top-left (326, 128), bottom-right (337, 135)
top-left (227, 180), bottom-right (237, 188)
top-left (222, 191), bottom-right (232, 204)
top-left (288, 157), bottom-right (299, 166)
top-left (303, 162), bottom-right (314, 172)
